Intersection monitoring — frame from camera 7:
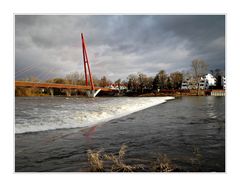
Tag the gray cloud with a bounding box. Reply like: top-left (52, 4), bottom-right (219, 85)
top-left (15, 15), bottom-right (225, 81)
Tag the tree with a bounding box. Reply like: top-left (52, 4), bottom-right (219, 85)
top-left (166, 77), bottom-right (172, 89)
top-left (46, 77), bottom-right (65, 84)
top-left (92, 75), bottom-right (100, 87)
top-left (159, 70), bottom-right (167, 89)
top-left (170, 71), bottom-right (183, 89)
top-left (137, 72), bottom-right (148, 93)
top-left (127, 74), bottom-right (139, 91)
top-left (191, 59), bottom-right (208, 95)
top-left (152, 75), bottom-right (160, 91)
top-left (77, 73), bottom-right (86, 85)
top-left (99, 76), bottom-right (107, 87)
top-left (99, 76), bottom-right (111, 87)
top-left (52, 78), bottom-right (65, 84)
top-left (153, 70), bottom-right (167, 90)
top-left (210, 68), bottom-right (225, 87)
top-left (65, 71), bottom-right (82, 85)
top-left (115, 79), bottom-right (122, 90)
top-left (25, 76), bottom-right (40, 82)
top-left (146, 77), bottom-right (153, 91)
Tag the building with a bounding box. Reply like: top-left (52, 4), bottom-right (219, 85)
top-left (204, 73), bottom-right (216, 87)
top-left (181, 78), bottom-right (198, 90)
top-left (199, 77), bottom-right (208, 89)
top-left (107, 84), bottom-right (128, 91)
top-left (181, 73), bottom-right (220, 90)
top-left (222, 76), bottom-right (226, 89)
top-left (181, 81), bottom-right (189, 89)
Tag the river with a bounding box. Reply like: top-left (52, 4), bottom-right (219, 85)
top-left (15, 96), bottom-right (225, 172)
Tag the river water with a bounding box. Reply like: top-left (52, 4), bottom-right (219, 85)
top-left (15, 96), bottom-right (225, 172)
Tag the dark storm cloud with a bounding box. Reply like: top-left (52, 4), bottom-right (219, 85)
top-left (15, 15), bottom-right (225, 81)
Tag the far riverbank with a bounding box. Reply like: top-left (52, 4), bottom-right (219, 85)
top-left (15, 87), bottom-right (225, 97)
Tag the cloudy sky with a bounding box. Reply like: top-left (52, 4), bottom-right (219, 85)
top-left (15, 15), bottom-right (225, 81)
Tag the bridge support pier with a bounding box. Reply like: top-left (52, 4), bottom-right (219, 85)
top-left (66, 89), bottom-right (71, 97)
top-left (86, 89), bottom-right (101, 98)
top-left (50, 88), bottom-right (54, 96)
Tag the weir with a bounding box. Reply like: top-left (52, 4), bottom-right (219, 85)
top-left (15, 97), bottom-right (174, 134)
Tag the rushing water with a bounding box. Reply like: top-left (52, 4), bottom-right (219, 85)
top-left (15, 96), bottom-right (225, 172)
top-left (15, 96), bottom-right (174, 134)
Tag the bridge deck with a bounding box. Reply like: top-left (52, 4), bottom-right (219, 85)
top-left (15, 81), bottom-right (113, 92)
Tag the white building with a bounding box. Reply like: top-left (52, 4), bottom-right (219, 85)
top-left (204, 73), bottom-right (216, 87)
top-left (181, 73), bottom-right (218, 90)
top-left (107, 84), bottom-right (128, 91)
top-left (199, 73), bottom-right (217, 89)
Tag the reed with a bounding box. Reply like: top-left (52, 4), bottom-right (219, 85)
top-left (152, 154), bottom-right (176, 172)
top-left (87, 150), bottom-right (104, 172)
top-left (104, 144), bottom-right (143, 172)
top-left (87, 144), bottom-right (180, 172)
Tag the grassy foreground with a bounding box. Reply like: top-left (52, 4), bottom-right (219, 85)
top-left (86, 144), bottom-right (203, 172)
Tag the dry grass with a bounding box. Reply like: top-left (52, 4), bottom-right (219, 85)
top-left (103, 144), bottom-right (144, 172)
top-left (152, 154), bottom-right (176, 172)
top-left (86, 144), bottom-right (208, 172)
top-left (118, 144), bottom-right (127, 160)
top-left (87, 144), bottom-right (144, 172)
top-left (104, 153), bottom-right (136, 172)
top-left (87, 144), bottom-right (183, 172)
top-left (87, 150), bottom-right (104, 172)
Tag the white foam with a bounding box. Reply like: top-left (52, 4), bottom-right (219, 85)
top-left (15, 97), bottom-right (174, 134)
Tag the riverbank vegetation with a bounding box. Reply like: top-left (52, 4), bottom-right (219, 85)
top-left (86, 144), bottom-right (205, 172)
top-left (15, 59), bottom-right (225, 97)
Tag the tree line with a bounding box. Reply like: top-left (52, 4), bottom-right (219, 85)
top-left (41, 70), bottom-right (184, 92)
top-left (45, 72), bottom-right (119, 88)
top-left (127, 70), bottom-right (184, 93)
top-left (17, 58), bottom-right (225, 96)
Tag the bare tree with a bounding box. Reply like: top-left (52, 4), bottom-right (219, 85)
top-left (137, 72), bottom-right (148, 93)
top-left (99, 76), bottom-right (112, 87)
top-left (170, 71), bottom-right (183, 89)
top-left (153, 70), bottom-right (167, 90)
top-left (65, 71), bottom-right (81, 85)
top-left (25, 76), bottom-right (40, 83)
top-left (182, 70), bottom-right (192, 81)
top-left (146, 76), bottom-right (153, 91)
top-left (77, 73), bottom-right (85, 85)
top-left (92, 75), bottom-right (100, 87)
top-left (115, 79), bottom-right (122, 90)
top-left (191, 59), bottom-right (208, 95)
top-left (127, 74), bottom-right (139, 91)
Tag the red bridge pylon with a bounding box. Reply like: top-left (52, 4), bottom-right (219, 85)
top-left (81, 33), bottom-right (95, 90)
top-left (81, 33), bottom-right (101, 97)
